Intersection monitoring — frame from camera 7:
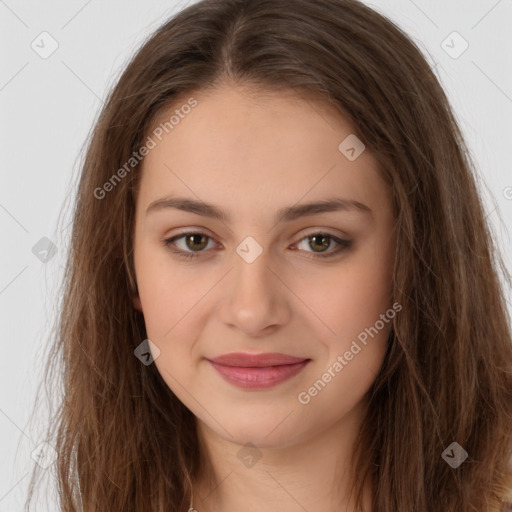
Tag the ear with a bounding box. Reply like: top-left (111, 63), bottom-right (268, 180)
top-left (132, 295), bottom-right (143, 312)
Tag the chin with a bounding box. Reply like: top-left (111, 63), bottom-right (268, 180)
top-left (211, 417), bottom-right (308, 450)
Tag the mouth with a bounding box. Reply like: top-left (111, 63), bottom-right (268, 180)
top-left (208, 352), bottom-right (309, 367)
top-left (207, 354), bottom-right (311, 389)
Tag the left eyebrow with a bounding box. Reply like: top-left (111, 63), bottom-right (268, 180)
top-left (145, 196), bottom-right (373, 223)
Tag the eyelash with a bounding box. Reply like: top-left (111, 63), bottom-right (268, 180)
top-left (162, 231), bottom-right (352, 261)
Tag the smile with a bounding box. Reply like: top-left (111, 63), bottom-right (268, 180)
top-left (208, 360), bottom-right (311, 389)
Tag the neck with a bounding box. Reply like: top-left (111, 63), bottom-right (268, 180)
top-left (189, 400), bottom-right (372, 512)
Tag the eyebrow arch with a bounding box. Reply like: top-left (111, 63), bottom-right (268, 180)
top-left (145, 196), bottom-right (372, 223)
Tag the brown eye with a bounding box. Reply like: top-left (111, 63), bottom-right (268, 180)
top-left (183, 233), bottom-right (208, 251)
top-left (308, 234), bottom-right (331, 252)
top-left (295, 232), bottom-right (352, 259)
top-left (163, 231), bottom-right (215, 260)
top-left (163, 231), bottom-right (352, 261)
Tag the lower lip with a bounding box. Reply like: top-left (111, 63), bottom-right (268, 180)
top-left (208, 360), bottom-right (310, 389)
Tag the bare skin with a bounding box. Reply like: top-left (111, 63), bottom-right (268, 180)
top-left (132, 83), bottom-right (396, 512)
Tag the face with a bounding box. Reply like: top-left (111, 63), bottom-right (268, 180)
top-left (132, 84), bottom-right (396, 449)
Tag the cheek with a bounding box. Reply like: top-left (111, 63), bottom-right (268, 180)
top-left (134, 252), bottom-right (201, 389)
top-left (134, 243), bottom-right (198, 340)
top-left (298, 240), bottom-right (394, 345)
top-left (294, 247), bottom-right (393, 418)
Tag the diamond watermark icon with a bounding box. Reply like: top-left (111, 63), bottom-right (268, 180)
top-left (134, 339), bottom-right (161, 365)
top-left (441, 31), bottom-right (469, 59)
top-left (237, 442), bottom-right (262, 468)
top-left (31, 31), bottom-right (59, 59)
top-left (32, 237), bottom-right (57, 263)
top-left (236, 236), bottom-right (263, 264)
top-left (338, 134), bottom-right (365, 161)
top-left (31, 441), bottom-right (58, 469)
top-left (441, 441), bottom-right (468, 468)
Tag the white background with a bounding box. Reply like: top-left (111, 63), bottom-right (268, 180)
top-left (1, 1), bottom-right (511, 510)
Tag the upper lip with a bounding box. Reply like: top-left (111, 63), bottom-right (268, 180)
top-left (208, 352), bottom-right (309, 367)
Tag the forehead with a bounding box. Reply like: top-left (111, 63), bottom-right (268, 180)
top-left (137, 85), bottom-right (390, 219)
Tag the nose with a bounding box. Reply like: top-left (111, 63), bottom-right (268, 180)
top-left (218, 247), bottom-right (291, 338)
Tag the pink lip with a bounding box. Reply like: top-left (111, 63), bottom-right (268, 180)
top-left (207, 352), bottom-right (310, 389)
top-left (208, 352), bottom-right (308, 367)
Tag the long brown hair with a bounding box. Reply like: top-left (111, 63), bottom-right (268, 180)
top-left (25, 0), bottom-right (512, 510)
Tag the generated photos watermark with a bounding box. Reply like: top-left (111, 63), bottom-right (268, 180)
top-left (297, 301), bottom-right (402, 405)
top-left (94, 97), bottom-right (198, 200)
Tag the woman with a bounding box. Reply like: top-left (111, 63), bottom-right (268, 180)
top-left (26, 0), bottom-right (512, 510)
